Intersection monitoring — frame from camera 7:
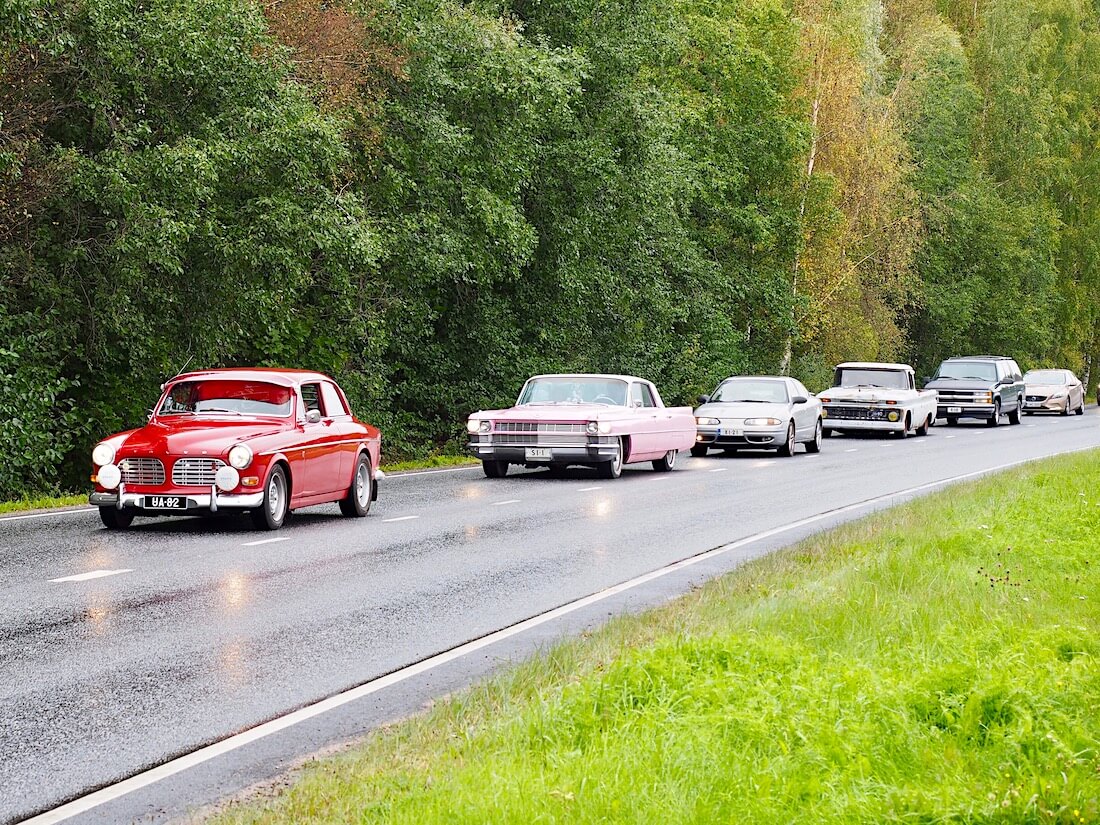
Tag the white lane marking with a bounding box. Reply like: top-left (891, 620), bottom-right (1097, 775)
top-left (650, 475), bottom-right (671, 481)
top-left (29, 443), bottom-right (1100, 825)
top-left (1026, 424), bottom-right (1037, 428)
top-left (844, 448), bottom-right (858, 453)
top-left (491, 499), bottom-right (520, 506)
top-left (709, 468), bottom-right (727, 473)
top-left (945, 435), bottom-right (956, 439)
top-left (576, 487), bottom-right (603, 492)
top-left (49, 569), bottom-right (132, 583)
top-left (240, 537), bottom-right (290, 548)
top-left (1, 507), bottom-right (96, 524)
top-left (382, 515), bottom-right (420, 523)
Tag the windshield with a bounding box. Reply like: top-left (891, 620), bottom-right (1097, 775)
top-left (834, 368), bottom-right (909, 390)
top-left (935, 361), bottom-right (997, 381)
top-left (712, 379), bottom-right (789, 403)
top-left (517, 377), bottom-right (629, 406)
top-left (158, 379), bottom-right (294, 417)
top-left (1023, 370), bottom-right (1066, 385)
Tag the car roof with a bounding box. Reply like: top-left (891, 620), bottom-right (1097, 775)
top-left (718, 375), bottom-right (791, 382)
top-left (169, 368), bottom-right (335, 388)
top-left (942, 355), bottom-right (1014, 361)
top-left (527, 373), bottom-right (646, 383)
top-left (836, 362), bottom-right (915, 371)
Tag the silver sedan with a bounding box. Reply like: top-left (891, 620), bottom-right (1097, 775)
top-left (692, 376), bottom-right (823, 457)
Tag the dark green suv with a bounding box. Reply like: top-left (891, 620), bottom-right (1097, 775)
top-left (924, 356), bottom-right (1025, 426)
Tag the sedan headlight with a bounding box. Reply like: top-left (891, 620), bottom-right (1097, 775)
top-left (228, 444), bottom-right (253, 470)
top-left (466, 419), bottom-right (491, 434)
top-left (695, 417), bottom-right (720, 426)
top-left (1051, 390), bottom-right (1067, 399)
top-left (744, 417), bottom-right (782, 426)
top-left (92, 442), bottom-right (115, 467)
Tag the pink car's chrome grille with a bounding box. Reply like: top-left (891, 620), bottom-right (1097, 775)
top-left (172, 458), bottom-right (226, 487)
top-left (491, 433), bottom-right (590, 446)
top-left (495, 422), bottom-right (587, 434)
top-left (118, 458), bottom-right (166, 486)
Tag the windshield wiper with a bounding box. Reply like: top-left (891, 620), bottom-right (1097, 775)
top-left (196, 407), bottom-right (243, 416)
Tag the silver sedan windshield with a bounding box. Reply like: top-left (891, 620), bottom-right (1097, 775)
top-left (713, 380), bottom-right (789, 403)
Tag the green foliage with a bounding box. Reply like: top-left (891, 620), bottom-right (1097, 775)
top-left (209, 452), bottom-right (1100, 824)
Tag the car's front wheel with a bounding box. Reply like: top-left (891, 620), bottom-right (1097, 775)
top-left (1008, 398), bottom-right (1022, 425)
top-left (598, 438), bottom-right (624, 479)
top-left (805, 419), bottom-right (822, 453)
top-left (339, 454), bottom-right (373, 517)
top-left (916, 414), bottom-right (931, 436)
top-left (483, 460), bottom-right (509, 478)
top-left (689, 444), bottom-right (709, 458)
top-left (99, 507), bottom-right (134, 530)
top-left (986, 401), bottom-right (1001, 427)
top-left (1077, 398), bottom-right (1086, 415)
top-left (251, 464), bottom-right (289, 530)
top-left (777, 422), bottom-right (796, 457)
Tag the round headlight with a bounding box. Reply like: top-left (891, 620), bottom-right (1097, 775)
top-left (887, 411), bottom-right (900, 422)
top-left (215, 465), bottom-right (241, 492)
top-left (586, 421), bottom-right (599, 435)
top-left (97, 463), bottom-right (121, 490)
top-left (228, 444), bottom-right (253, 469)
top-left (479, 420), bottom-right (492, 434)
top-left (92, 443), bottom-right (115, 467)
top-left (466, 418), bottom-right (481, 434)
top-left (598, 421), bottom-right (613, 435)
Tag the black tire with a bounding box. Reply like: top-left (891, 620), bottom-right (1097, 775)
top-left (689, 444), bottom-right (709, 458)
top-left (1076, 399), bottom-right (1085, 415)
top-left (721, 447), bottom-right (740, 456)
top-left (986, 401), bottom-right (1001, 427)
top-left (946, 416), bottom-right (959, 426)
top-left (652, 449), bottom-right (677, 472)
top-left (1008, 399), bottom-right (1022, 424)
top-left (1062, 398), bottom-right (1071, 417)
top-left (546, 464), bottom-right (568, 477)
top-left (916, 414), bottom-right (931, 437)
top-left (483, 460), bottom-right (509, 478)
top-left (895, 414), bottom-right (911, 438)
top-left (777, 422), bottom-right (796, 457)
top-left (339, 454), bottom-right (373, 517)
top-left (99, 507), bottom-right (134, 530)
top-left (597, 438), bottom-right (624, 479)
top-left (805, 419), bottom-right (822, 453)
top-left (824, 427), bottom-right (837, 437)
top-left (251, 464), bottom-right (289, 530)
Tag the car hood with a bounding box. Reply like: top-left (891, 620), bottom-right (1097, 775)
top-left (474, 404), bottom-right (635, 422)
top-left (694, 401), bottom-right (790, 419)
top-left (923, 378), bottom-right (993, 391)
top-left (117, 418), bottom-right (289, 457)
top-left (822, 387), bottom-right (917, 403)
top-left (1024, 383), bottom-right (1067, 394)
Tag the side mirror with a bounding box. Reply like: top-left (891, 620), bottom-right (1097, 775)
top-left (792, 396), bottom-right (808, 404)
top-left (632, 399), bottom-right (643, 408)
top-left (305, 409), bottom-right (322, 424)
top-left (697, 395), bottom-right (710, 405)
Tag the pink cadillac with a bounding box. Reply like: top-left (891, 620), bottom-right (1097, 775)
top-left (466, 374), bottom-right (696, 479)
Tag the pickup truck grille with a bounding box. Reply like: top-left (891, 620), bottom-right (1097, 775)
top-left (172, 458), bottom-right (226, 487)
top-left (495, 422), bottom-right (587, 434)
top-left (826, 406), bottom-right (880, 421)
top-left (937, 390), bottom-right (989, 404)
top-left (118, 458), bottom-right (166, 486)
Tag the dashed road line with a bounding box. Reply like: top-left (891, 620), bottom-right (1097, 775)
top-left (709, 468), bottom-right (727, 473)
top-left (50, 569), bottom-right (132, 583)
top-left (241, 537), bottom-right (290, 548)
top-left (490, 499), bottom-right (520, 506)
top-left (844, 448), bottom-right (858, 453)
top-left (576, 486), bottom-right (603, 492)
top-left (382, 515), bottom-right (420, 523)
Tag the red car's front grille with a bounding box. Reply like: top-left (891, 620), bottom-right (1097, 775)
top-left (171, 458), bottom-right (226, 487)
top-left (118, 457), bottom-right (166, 486)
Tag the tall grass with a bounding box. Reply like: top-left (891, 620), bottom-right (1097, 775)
top-left (214, 454), bottom-right (1100, 824)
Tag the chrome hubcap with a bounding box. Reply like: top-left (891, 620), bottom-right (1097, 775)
top-left (666, 450), bottom-right (675, 468)
top-left (356, 464), bottom-right (369, 506)
top-left (614, 442), bottom-right (623, 472)
top-left (268, 476), bottom-right (282, 517)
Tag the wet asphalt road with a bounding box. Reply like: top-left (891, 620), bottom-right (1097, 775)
top-left (3, 412), bottom-right (1100, 824)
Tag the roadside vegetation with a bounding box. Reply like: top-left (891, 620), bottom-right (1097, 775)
top-left (0, 493), bottom-right (88, 515)
top-left (213, 453), bottom-right (1100, 824)
top-left (3, 0), bottom-right (1099, 502)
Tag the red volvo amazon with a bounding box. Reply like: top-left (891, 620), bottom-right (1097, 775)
top-left (89, 369), bottom-right (381, 531)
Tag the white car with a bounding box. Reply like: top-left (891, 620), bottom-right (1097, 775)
top-left (820, 362), bottom-right (937, 437)
top-left (692, 376), bottom-right (823, 457)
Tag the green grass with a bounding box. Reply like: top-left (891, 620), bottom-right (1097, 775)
top-left (0, 493), bottom-right (88, 514)
top-left (212, 453), bottom-right (1098, 823)
top-left (380, 454), bottom-right (478, 473)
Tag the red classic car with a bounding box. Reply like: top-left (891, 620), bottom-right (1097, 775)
top-left (89, 369), bottom-right (381, 530)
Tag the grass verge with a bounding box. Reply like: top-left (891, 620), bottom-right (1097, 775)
top-left (0, 493), bottom-right (88, 515)
top-left (380, 454), bottom-right (478, 473)
top-left (217, 453), bottom-right (1097, 823)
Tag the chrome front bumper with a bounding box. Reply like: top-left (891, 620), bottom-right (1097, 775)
top-left (821, 418), bottom-right (904, 432)
top-left (90, 484), bottom-right (265, 513)
top-left (694, 425), bottom-right (784, 447)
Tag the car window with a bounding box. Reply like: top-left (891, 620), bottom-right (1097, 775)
top-left (320, 382), bottom-right (349, 417)
top-left (935, 361), bottom-right (997, 381)
top-left (518, 377), bottom-right (628, 406)
top-left (158, 380), bottom-right (293, 417)
top-left (714, 379), bottom-right (790, 403)
top-left (834, 368), bottom-right (909, 390)
top-left (301, 383), bottom-right (323, 415)
top-left (1024, 370), bottom-right (1066, 385)
top-left (638, 384), bottom-right (656, 407)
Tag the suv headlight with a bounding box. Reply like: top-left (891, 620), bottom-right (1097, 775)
top-left (745, 417), bottom-right (782, 426)
top-left (695, 417), bottom-right (720, 426)
top-left (228, 444), bottom-right (253, 470)
top-left (92, 443), bottom-right (115, 467)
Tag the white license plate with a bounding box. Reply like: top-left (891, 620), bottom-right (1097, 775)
top-left (719, 428), bottom-right (743, 437)
top-left (525, 448), bottom-right (552, 461)
top-left (947, 406), bottom-right (962, 414)
top-left (144, 495), bottom-right (185, 510)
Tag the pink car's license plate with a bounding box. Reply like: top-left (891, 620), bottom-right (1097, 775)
top-left (525, 448), bottom-right (552, 461)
